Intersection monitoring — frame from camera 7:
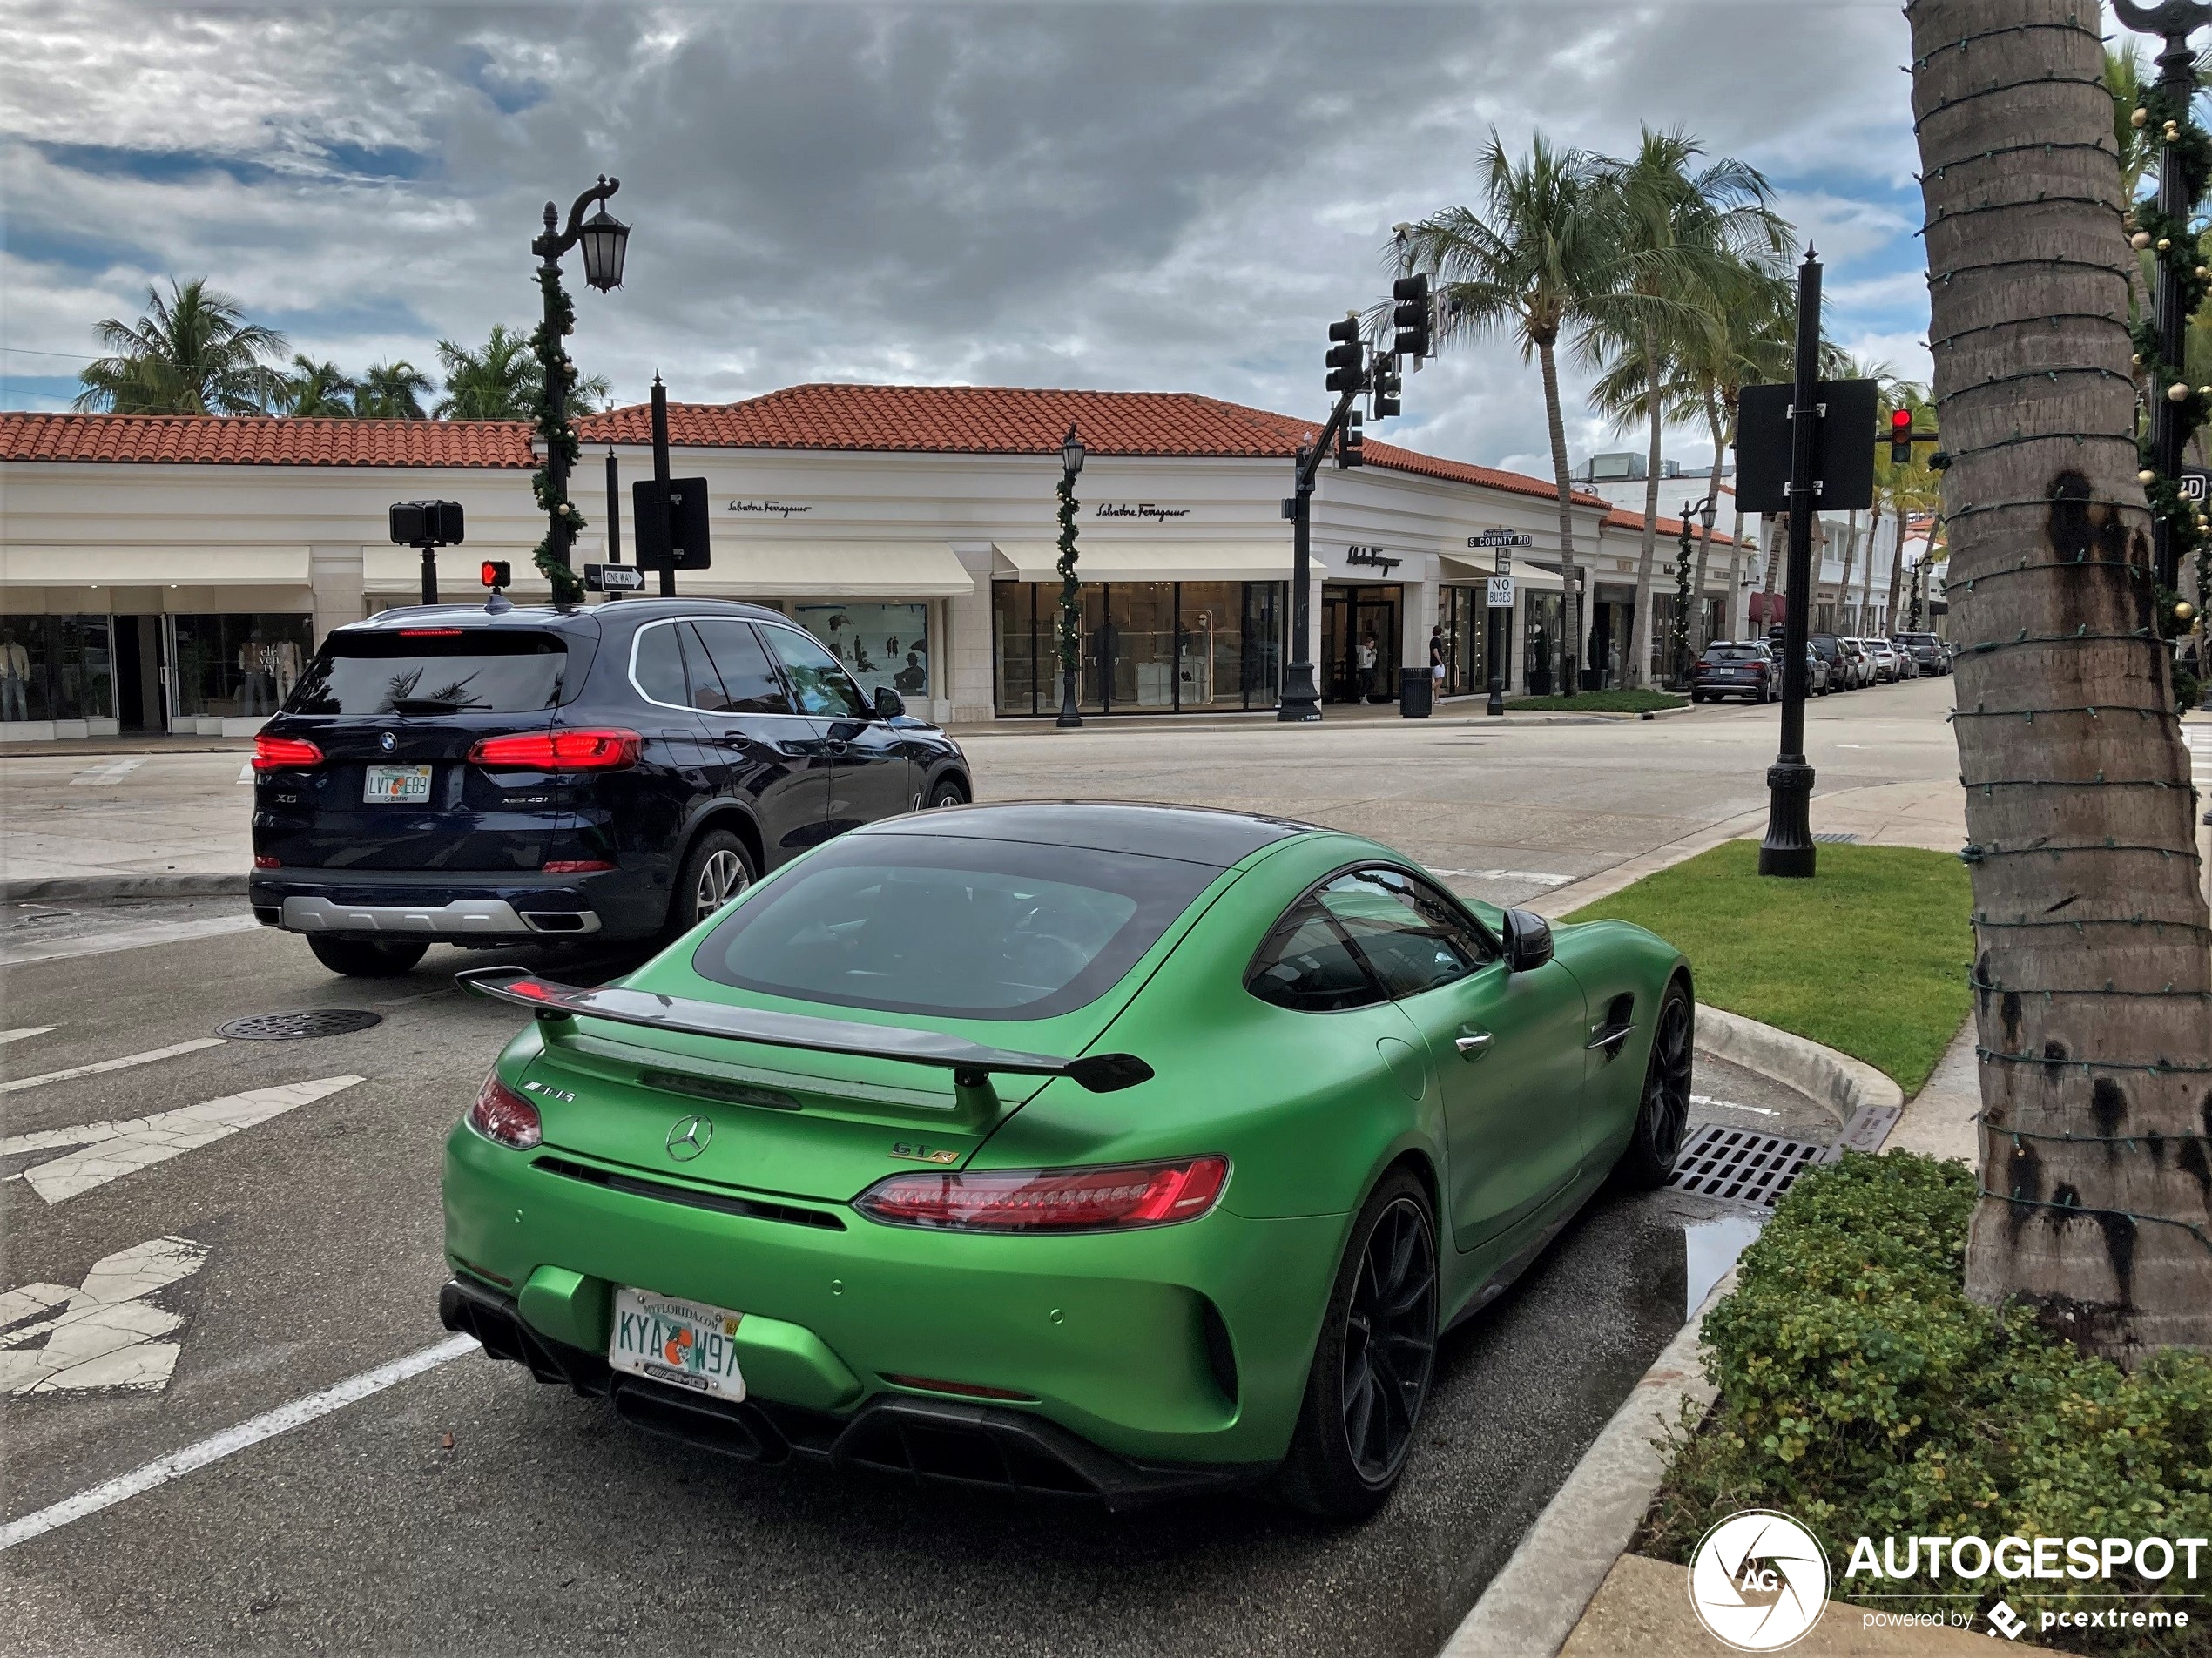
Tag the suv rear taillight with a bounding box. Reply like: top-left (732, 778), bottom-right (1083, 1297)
top-left (253, 733), bottom-right (324, 771)
top-left (853, 1156), bottom-right (1229, 1232)
top-left (467, 1073), bottom-right (542, 1149)
top-left (469, 729), bottom-right (640, 770)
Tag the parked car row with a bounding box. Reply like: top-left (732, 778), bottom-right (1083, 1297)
top-left (1688, 630), bottom-right (1955, 704)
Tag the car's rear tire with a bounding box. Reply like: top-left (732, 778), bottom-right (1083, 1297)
top-left (1276, 1168), bottom-right (1438, 1521)
top-left (667, 829), bottom-right (756, 940)
top-left (305, 935), bottom-right (428, 978)
top-left (926, 777), bottom-right (968, 809)
top-left (1613, 982), bottom-right (1694, 1190)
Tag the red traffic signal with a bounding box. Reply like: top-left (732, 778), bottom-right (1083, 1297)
top-left (1889, 407), bottom-right (1914, 465)
top-left (480, 560), bottom-right (511, 589)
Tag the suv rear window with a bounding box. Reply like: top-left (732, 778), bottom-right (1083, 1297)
top-left (1701, 645), bottom-right (1764, 663)
top-left (285, 631), bottom-right (571, 715)
top-left (691, 833), bottom-right (1219, 1020)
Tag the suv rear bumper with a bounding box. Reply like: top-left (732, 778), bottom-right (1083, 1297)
top-left (250, 867), bottom-right (653, 940)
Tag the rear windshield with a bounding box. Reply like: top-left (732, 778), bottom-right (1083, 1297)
top-left (691, 833), bottom-right (1220, 1021)
top-left (286, 631), bottom-right (571, 716)
top-left (1702, 645), bottom-right (1764, 663)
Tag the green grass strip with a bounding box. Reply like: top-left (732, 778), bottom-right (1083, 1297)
top-left (1504, 689), bottom-right (1686, 713)
top-left (1564, 839), bottom-right (1972, 1093)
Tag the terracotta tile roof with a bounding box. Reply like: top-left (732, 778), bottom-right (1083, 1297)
top-left (574, 384), bottom-right (1610, 507)
top-left (0, 412), bottom-right (535, 468)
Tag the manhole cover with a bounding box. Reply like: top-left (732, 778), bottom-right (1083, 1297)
top-left (1668, 1125), bottom-right (1831, 1210)
top-left (217, 1008), bottom-right (383, 1041)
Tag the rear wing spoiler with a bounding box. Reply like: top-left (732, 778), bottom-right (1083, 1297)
top-left (454, 967), bottom-right (1154, 1102)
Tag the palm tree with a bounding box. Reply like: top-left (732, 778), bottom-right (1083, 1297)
top-left (1393, 131), bottom-right (1615, 686)
top-left (276, 355), bottom-right (356, 417)
top-left (73, 278), bottom-right (287, 415)
top-left (355, 361), bottom-right (434, 420)
top-left (1911, 0), bottom-right (2210, 1360)
top-left (434, 325), bottom-right (611, 420)
top-left (1583, 130), bottom-right (1791, 685)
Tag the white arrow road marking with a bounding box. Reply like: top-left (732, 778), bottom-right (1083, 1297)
top-left (0, 1332), bottom-right (476, 1551)
top-left (0, 1237), bottom-right (210, 1396)
top-left (0, 1037), bottom-right (226, 1095)
top-left (67, 758), bottom-right (147, 786)
top-left (1, 1075), bottom-right (363, 1203)
top-left (0, 1027), bottom-right (57, 1048)
top-left (0, 914), bottom-right (264, 969)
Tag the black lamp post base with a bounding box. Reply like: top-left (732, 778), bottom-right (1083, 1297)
top-left (1055, 668), bottom-right (1082, 728)
top-left (1757, 759), bottom-right (1817, 878)
top-left (1487, 675), bottom-right (1505, 718)
top-left (1278, 659), bottom-right (1322, 722)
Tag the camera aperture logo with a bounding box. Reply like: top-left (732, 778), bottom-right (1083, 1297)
top-left (1689, 1510), bottom-right (1831, 1651)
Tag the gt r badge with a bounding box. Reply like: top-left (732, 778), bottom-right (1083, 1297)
top-left (889, 1142), bottom-right (960, 1165)
top-left (379, 731), bottom-right (397, 753)
top-left (664, 1115), bottom-right (713, 1161)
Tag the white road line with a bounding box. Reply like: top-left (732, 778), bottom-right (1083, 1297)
top-left (0, 1333), bottom-right (478, 1553)
top-left (1431, 867), bottom-right (1575, 887)
top-left (0, 1037), bottom-right (226, 1095)
top-left (1691, 1092), bottom-right (1778, 1117)
top-left (67, 758), bottom-right (147, 787)
top-left (0, 1027), bottom-right (57, 1047)
top-left (2, 1075), bottom-right (362, 1203)
top-left (0, 913), bottom-right (263, 968)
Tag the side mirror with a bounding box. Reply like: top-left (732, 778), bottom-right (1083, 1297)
top-left (873, 685), bottom-right (906, 721)
top-left (1502, 908), bottom-right (1553, 973)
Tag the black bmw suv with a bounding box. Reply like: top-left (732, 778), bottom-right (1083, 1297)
top-left (249, 598), bottom-right (971, 976)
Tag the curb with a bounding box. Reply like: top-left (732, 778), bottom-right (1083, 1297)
top-left (1440, 1266), bottom-right (1736, 1658)
top-left (1691, 1005), bottom-right (1905, 1129)
top-left (1, 873), bottom-right (250, 902)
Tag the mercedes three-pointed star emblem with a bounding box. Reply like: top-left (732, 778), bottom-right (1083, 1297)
top-left (664, 1115), bottom-right (713, 1161)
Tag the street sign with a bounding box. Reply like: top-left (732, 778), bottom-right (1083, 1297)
top-left (1469, 530), bottom-right (1533, 549)
top-left (583, 563), bottom-right (645, 593)
top-left (1487, 576), bottom-right (1514, 609)
top-left (2180, 468), bottom-right (2209, 503)
top-left (1734, 379), bottom-right (1878, 514)
top-left (632, 477), bottom-right (712, 571)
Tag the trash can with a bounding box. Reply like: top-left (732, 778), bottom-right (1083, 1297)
top-left (1399, 666), bottom-right (1433, 718)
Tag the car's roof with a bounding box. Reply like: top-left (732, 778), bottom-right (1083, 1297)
top-left (853, 801), bottom-right (1320, 868)
top-left (341, 596), bottom-right (788, 634)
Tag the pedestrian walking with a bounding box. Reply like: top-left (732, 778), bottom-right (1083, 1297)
top-left (1429, 624), bottom-right (1447, 697)
top-left (1357, 630), bottom-right (1378, 701)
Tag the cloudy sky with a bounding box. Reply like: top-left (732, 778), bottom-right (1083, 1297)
top-left (1, 0), bottom-right (1928, 479)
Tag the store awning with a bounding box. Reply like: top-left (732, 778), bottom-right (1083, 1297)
top-left (1439, 556), bottom-right (1566, 590)
top-left (994, 543), bottom-right (1293, 583)
top-left (0, 545), bottom-right (310, 587)
top-left (365, 541), bottom-right (977, 598)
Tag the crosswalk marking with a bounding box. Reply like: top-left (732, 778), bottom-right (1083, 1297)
top-left (67, 758), bottom-right (147, 787)
top-left (0, 913), bottom-right (265, 969)
top-left (0, 1027), bottom-right (56, 1048)
top-left (1, 1075), bottom-right (362, 1203)
top-left (0, 1037), bottom-right (226, 1095)
top-left (0, 1236), bottom-right (210, 1396)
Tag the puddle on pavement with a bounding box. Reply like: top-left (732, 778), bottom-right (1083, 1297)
top-left (1683, 1214), bottom-right (1764, 1318)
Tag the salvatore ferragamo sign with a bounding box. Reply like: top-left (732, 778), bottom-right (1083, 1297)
top-left (1094, 502), bottom-right (1191, 522)
top-left (726, 499), bottom-right (811, 516)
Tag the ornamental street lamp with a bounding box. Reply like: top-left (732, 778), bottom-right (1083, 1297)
top-left (529, 175), bottom-right (630, 604)
top-left (1055, 422), bottom-right (1086, 729)
top-left (1675, 492), bottom-right (1719, 683)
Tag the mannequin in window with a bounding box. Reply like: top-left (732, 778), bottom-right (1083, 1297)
top-left (0, 628), bottom-right (28, 722)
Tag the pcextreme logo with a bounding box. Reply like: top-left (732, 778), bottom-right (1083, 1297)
top-left (1689, 1510), bottom-right (1831, 1651)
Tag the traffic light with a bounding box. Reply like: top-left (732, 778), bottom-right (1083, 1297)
top-left (1889, 407), bottom-right (1914, 466)
top-left (1392, 273), bottom-right (1432, 360)
top-left (1337, 408), bottom-right (1365, 468)
top-left (479, 560), bottom-right (511, 590)
top-left (1325, 315), bottom-right (1365, 394)
top-left (1372, 354), bottom-right (1402, 420)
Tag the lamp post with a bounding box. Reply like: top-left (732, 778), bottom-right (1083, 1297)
top-left (1055, 423), bottom-right (1086, 728)
top-left (1676, 493), bottom-right (1718, 683)
top-left (1758, 249), bottom-right (1822, 879)
top-left (529, 175), bottom-right (630, 604)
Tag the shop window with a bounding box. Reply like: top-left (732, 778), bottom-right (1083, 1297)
top-left (1524, 593), bottom-right (1562, 696)
top-left (171, 614), bottom-right (313, 720)
top-left (792, 603), bottom-right (929, 704)
top-left (0, 616), bottom-right (117, 725)
top-left (992, 580), bottom-right (1285, 716)
top-left (994, 582), bottom-right (1042, 718)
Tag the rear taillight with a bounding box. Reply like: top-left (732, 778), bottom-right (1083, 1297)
top-left (469, 729), bottom-right (640, 770)
top-left (467, 1073), bottom-right (542, 1149)
top-left (253, 854), bottom-right (280, 869)
top-left (253, 733), bottom-right (324, 771)
top-left (541, 859), bottom-right (616, 874)
top-left (853, 1156), bottom-right (1229, 1233)
top-left (1752, 663), bottom-right (1770, 677)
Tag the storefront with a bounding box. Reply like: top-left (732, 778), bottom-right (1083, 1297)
top-left (992, 578), bottom-right (1284, 715)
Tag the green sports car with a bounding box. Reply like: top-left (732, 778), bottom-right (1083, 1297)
top-left (439, 802), bottom-right (1693, 1518)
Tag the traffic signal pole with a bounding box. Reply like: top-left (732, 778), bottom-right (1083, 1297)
top-left (1758, 249), bottom-right (1823, 879)
top-left (651, 376), bottom-right (675, 598)
top-left (1279, 383), bottom-right (1364, 723)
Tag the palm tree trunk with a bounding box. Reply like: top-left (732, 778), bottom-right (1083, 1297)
top-left (1691, 391), bottom-right (1726, 651)
top-left (1726, 501), bottom-right (1749, 638)
top-left (1762, 512), bottom-right (1784, 627)
top-left (1629, 332), bottom-right (1663, 687)
top-left (1912, 0), bottom-right (2212, 1361)
top-left (1837, 509), bottom-right (1859, 632)
top-left (1539, 337), bottom-right (1581, 691)
top-left (1885, 506), bottom-right (1910, 635)
top-left (1860, 502), bottom-right (1881, 630)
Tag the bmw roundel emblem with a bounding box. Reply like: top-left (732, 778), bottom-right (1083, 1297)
top-left (665, 1115), bottom-right (713, 1161)
top-left (378, 731), bottom-right (397, 753)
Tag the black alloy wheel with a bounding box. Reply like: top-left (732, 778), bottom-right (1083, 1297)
top-left (927, 778), bottom-right (968, 809)
top-left (667, 829), bottom-right (757, 940)
top-left (1615, 983), bottom-right (1694, 1189)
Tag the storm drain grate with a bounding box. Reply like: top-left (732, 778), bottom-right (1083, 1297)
top-left (1669, 1126), bottom-right (1831, 1210)
top-left (1812, 832), bottom-right (1858, 844)
top-left (216, 1008), bottom-right (383, 1041)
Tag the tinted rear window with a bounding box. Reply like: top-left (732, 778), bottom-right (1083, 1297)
top-left (1702, 646), bottom-right (1764, 663)
top-left (286, 631), bottom-right (570, 716)
top-left (691, 833), bottom-right (1219, 1020)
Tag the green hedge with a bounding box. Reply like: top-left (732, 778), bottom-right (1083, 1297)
top-left (1642, 1154), bottom-right (2212, 1654)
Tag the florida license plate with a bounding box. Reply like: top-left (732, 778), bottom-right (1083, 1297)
top-left (609, 1286), bottom-right (747, 1399)
top-left (363, 764), bottom-right (433, 804)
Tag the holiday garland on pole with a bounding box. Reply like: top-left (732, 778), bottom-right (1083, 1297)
top-left (1672, 529), bottom-right (1693, 687)
top-left (1055, 463), bottom-right (1081, 690)
top-left (2126, 82), bottom-right (2211, 710)
top-left (529, 265), bottom-right (587, 609)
